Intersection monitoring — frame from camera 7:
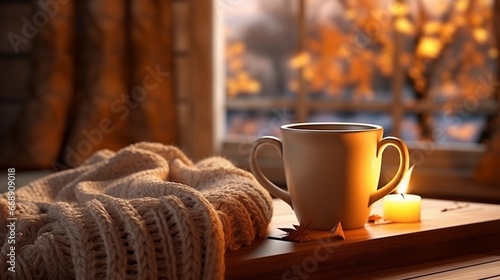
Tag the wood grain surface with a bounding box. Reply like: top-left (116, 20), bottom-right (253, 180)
top-left (225, 198), bottom-right (500, 279)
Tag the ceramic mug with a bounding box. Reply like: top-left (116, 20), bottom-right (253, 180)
top-left (249, 122), bottom-right (409, 230)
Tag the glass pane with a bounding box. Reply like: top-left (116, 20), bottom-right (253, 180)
top-left (432, 112), bottom-right (488, 143)
top-left (222, 0), bottom-right (498, 144)
top-left (303, 0), bottom-right (395, 102)
top-left (308, 111), bottom-right (393, 136)
top-left (402, 114), bottom-right (422, 141)
top-left (224, 0), bottom-right (300, 100)
top-left (226, 109), bottom-right (295, 138)
top-left (399, 0), bottom-right (496, 142)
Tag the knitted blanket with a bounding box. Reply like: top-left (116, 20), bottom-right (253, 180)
top-left (0, 142), bottom-right (273, 279)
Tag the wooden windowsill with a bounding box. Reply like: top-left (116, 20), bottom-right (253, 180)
top-left (225, 198), bottom-right (500, 279)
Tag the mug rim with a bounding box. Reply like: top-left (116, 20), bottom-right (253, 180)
top-left (281, 122), bottom-right (383, 133)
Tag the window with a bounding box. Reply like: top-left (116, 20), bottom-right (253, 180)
top-left (214, 0), bottom-right (499, 201)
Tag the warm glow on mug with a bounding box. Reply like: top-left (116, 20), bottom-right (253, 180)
top-left (383, 166), bottom-right (421, 223)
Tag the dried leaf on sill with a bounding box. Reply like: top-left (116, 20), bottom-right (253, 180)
top-left (368, 214), bottom-right (383, 223)
top-left (278, 218), bottom-right (312, 243)
top-left (329, 222), bottom-right (345, 240)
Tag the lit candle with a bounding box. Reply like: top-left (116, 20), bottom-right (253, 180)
top-left (383, 166), bottom-right (421, 223)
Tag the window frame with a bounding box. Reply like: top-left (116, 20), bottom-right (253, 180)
top-left (174, 0), bottom-right (219, 160)
top-left (223, 0), bottom-right (499, 142)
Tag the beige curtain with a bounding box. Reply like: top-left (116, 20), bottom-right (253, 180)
top-left (0, 0), bottom-right (176, 169)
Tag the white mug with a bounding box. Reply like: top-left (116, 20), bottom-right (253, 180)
top-left (250, 122), bottom-right (409, 230)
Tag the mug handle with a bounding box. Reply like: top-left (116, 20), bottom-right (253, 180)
top-left (368, 136), bottom-right (410, 206)
top-left (249, 136), bottom-right (293, 207)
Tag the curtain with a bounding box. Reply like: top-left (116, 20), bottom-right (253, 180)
top-left (0, 0), bottom-right (176, 169)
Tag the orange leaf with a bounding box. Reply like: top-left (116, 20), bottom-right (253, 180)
top-left (278, 218), bottom-right (312, 243)
top-left (368, 214), bottom-right (383, 223)
top-left (329, 222), bottom-right (345, 240)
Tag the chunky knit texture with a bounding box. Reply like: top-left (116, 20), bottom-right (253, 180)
top-left (0, 142), bottom-right (273, 279)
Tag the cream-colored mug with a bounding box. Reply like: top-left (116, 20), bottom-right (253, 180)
top-left (250, 122), bottom-right (409, 230)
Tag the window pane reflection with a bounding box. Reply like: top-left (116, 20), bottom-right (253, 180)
top-left (224, 0), bottom-right (299, 99)
top-left (302, 0), bottom-right (395, 102)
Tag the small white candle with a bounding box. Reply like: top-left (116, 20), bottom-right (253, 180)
top-left (383, 166), bottom-right (421, 223)
top-left (383, 193), bottom-right (421, 222)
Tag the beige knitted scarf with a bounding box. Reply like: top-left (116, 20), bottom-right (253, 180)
top-left (0, 142), bottom-right (273, 279)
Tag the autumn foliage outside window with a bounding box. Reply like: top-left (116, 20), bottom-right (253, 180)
top-left (224, 0), bottom-right (498, 145)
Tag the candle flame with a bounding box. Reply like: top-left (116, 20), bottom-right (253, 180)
top-left (397, 165), bottom-right (415, 195)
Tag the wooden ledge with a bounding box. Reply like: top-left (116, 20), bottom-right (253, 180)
top-left (225, 198), bottom-right (500, 279)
